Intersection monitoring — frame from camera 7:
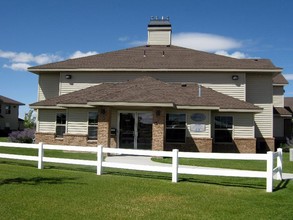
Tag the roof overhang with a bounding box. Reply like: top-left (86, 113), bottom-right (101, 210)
top-left (87, 101), bottom-right (175, 107)
top-left (176, 106), bottom-right (219, 110)
top-left (29, 106), bottom-right (66, 110)
top-left (28, 68), bottom-right (282, 74)
top-left (56, 104), bottom-right (96, 108)
top-left (219, 108), bottom-right (263, 113)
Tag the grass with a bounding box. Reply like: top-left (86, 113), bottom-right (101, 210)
top-left (0, 145), bottom-right (293, 219)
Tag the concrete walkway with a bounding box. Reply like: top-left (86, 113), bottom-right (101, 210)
top-left (105, 155), bottom-right (293, 180)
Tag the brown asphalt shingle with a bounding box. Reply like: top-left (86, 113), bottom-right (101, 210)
top-left (30, 76), bottom-right (261, 111)
top-left (273, 73), bottom-right (288, 85)
top-left (0, 95), bottom-right (24, 105)
top-left (28, 45), bottom-right (280, 72)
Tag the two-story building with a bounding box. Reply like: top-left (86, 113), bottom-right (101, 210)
top-left (29, 18), bottom-right (283, 153)
top-left (0, 95), bottom-right (24, 135)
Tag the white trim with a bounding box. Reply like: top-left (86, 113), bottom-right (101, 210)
top-left (88, 101), bottom-right (174, 107)
top-left (29, 105), bottom-right (66, 110)
top-left (56, 104), bottom-right (95, 108)
top-left (29, 68), bottom-right (282, 73)
top-left (219, 109), bottom-right (263, 113)
top-left (176, 106), bottom-right (219, 110)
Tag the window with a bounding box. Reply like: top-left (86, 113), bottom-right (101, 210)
top-left (88, 112), bottom-right (98, 140)
top-left (56, 113), bottom-right (66, 138)
top-left (166, 113), bottom-right (186, 143)
top-left (5, 105), bottom-right (11, 114)
top-left (214, 116), bottom-right (233, 143)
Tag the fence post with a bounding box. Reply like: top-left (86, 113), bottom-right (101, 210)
top-left (276, 148), bottom-right (283, 180)
top-left (97, 145), bottom-right (103, 175)
top-left (38, 142), bottom-right (44, 169)
top-left (172, 149), bottom-right (179, 183)
top-left (266, 151), bottom-right (274, 193)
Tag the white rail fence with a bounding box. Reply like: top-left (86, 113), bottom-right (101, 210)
top-left (0, 142), bottom-right (283, 193)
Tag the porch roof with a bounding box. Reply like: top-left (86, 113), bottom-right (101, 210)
top-left (30, 76), bottom-right (262, 112)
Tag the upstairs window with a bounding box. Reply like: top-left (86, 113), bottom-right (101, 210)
top-left (56, 113), bottom-right (66, 138)
top-left (166, 113), bottom-right (186, 143)
top-left (5, 105), bottom-right (11, 114)
top-left (88, 112), bottom-right (98, 140)
top-left (214, 116), bottom-right (233, 143)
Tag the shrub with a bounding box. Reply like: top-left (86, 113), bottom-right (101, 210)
top-left (8, 129), bottom-right (35, 143)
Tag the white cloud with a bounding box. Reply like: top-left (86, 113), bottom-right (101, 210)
top-left (172, 32), bottom-right (242, 52)
top-left (0, 49), bottom-right (99, 71)
top-left (283, 74), bottom-right (293, 80)
top-left (69, 50), bottom-right (98, 59)
top-left (129, 40), bottom-right (147, 47)
top-left (215, 50), bottom-right (248, 59)
top-left (3, 63), bottom-right (31, 71)
top-left (118, 36), bottom-right (129, 42)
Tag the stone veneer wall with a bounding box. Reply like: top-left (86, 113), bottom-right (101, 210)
top-left (97, 107), bottom-right (111, 147)
top-left (213, 138), bottom-right (256, 153)
top-left (34, 132), bottom-right (97, 147)
top-left (152, 108), bottom-right (166, 151)
top-left (256, 138), bottom-right (275, 153)
top-left (165, 137), bottom-right (212, 152)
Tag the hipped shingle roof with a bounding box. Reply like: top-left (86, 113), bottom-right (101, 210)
top-left (30, 76), bottom-right (261, 112)
top-left (28, 45), bottom-right (281, 72)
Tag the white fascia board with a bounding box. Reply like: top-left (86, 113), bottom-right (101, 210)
top-left (87, 101), bottom-right (174, 107)
top-left (29, 105), bottom-right (66, 110)
top-left (29, 68), bottom-right (282, 73)
top-left (176, 106), bottom-right (219, 110)
top-left (56, 104), bottom-right (95, 108)
top-left (219, 109), bottom-right (263, 113)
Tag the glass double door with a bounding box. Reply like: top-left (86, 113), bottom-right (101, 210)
top-left (119, 112), bottom-right (153, 149)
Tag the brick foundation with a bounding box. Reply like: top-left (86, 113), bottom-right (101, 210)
top-left (256, 138), bottom-right (275, 153)
top-left (34, 132), bottom-right (98, 147)
top-left (165, 137), bottom-right (212, 152)
top-left (213, 138), bottom-right (256, 153)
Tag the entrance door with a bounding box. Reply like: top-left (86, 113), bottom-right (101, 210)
top-left (119, 112), bottom-right (152, 149)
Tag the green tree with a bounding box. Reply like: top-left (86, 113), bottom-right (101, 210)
top-left (24, 109), bottom-right (36, 129)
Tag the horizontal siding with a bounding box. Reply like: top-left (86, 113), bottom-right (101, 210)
top-left (186, 110), bottom-right (211, 138)
top-left (246, 74), bottom-right (273, 138)
top-left (273, 86), bottom-right (284, 107)
top-left (67, 108), bottom-right (90, 134)
top-left (59, 72), bottom-right (245, 100)
top-left (148, 31), bottom-right (170, 45)
top-left (38, 109), bottom-right (65, 133)
top-left (254, 104), bottom-right (273, 137)
top-left (234, 113), bottom-right (254, 138)
top-left (273, 117), bottom-right (284, 137)
top-left (38, 73), bottom-right (60, 101)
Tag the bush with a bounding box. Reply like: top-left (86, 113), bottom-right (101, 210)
top-left (8, 129), bottom-right (35, 143)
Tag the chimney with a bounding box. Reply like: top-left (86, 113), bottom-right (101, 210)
top-left (147, 16), bottom-right (172, 46)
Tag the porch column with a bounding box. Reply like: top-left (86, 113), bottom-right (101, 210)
top-left (98, 107), bottom-right (111, 147)
top-left (152, 108), bottom-right (166, 151)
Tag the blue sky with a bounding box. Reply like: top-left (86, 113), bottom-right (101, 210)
top-left (1, 0), bottom-right (293, 118)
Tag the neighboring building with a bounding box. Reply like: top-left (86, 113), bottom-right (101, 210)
top-left (0, 95), bottom-right (24, 135)
top-left (272, 74), bottom-right (292, 147)
top-left (29, 17), bottom-right (283, 153)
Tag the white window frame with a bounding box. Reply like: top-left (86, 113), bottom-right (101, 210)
top-left (165, 113), bottom-right (186, 143)
top-left (55, 113), bottom-right (66, 138)
top-left (88, 112), bottom-right (98, 140)
top-left (214, 115), bottom-right (234, 143)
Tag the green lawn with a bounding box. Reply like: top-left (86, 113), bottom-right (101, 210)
top-left (0, 146), bottom-right (293, 219)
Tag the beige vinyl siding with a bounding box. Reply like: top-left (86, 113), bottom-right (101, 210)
top-left (148, 31), bottom-right (171, 45)
top-left (59, 72), bottom-right (245, 100)
top-left (38, 109), bottom-right (64, 133)
top-left (212, 112), bottom-right (255, 139)
top-left (67, 108), bottom-right (92, 134)
top-left (234, 113), bottom-right (254, 138)
top-left (273, 86), bottom-right (284, 107)
top-left (246, 73), bottom-right (273, 138)
top-left (38, 73), bottom-right (60, 101)
top-left (273, 117), bottom-right (284, 137)
top-left (186, 110), bottom-right (211, 138)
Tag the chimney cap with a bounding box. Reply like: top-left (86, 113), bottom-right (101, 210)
top-left (148, 16), bottom-right (171, 27)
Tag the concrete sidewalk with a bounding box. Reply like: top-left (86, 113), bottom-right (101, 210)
top-left (105, 155), bottom-right (293, 180)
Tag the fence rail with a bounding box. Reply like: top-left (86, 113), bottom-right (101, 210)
top-left (0, 142), bottom-right (283, 193)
